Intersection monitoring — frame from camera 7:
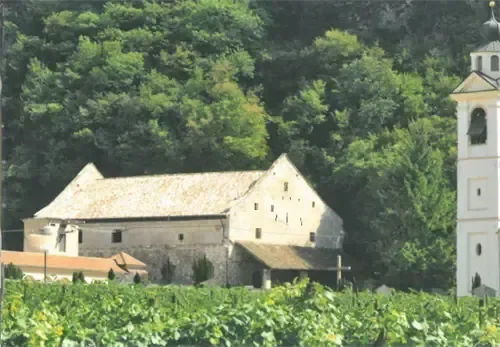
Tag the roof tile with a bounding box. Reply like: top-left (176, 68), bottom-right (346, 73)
top-left (35, 170), bottom-right (265, 220)
top-left (236, 242), bottom-right (360, 271)
top-left (1, 251), bottom-right (130, 274)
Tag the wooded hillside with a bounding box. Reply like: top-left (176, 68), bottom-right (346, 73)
top-left (2, 0), bottom-right (487, 290)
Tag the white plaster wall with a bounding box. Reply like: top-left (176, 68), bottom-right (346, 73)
top-left (228, 156), bottom-right (343, 249)
top-left (20, 266), bottom-right (108, 283)
top-left (456, 94), bottom-right (500, 297)
top-left (456, 220), bottom-right (500, 296)
top-left (471, 52), bottom-right (500, 78)
top-left (23, 218), bottom-right (79, 256)
top-left (78, 219), bottom-right (227, 251)
top-left (457, 158), bottom-right (500, 220)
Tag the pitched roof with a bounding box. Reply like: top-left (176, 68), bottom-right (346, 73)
top-left (452, 70), bottom-right (500, 94)
top-left (1, 251), bottom-right (126, 274)
top-left (236, 242), bottom-right (360, 271)
top-left (111, 251), bottom-right (146, 267)
top-left (35, 170), bottom-right (265, 220)
top-left (475, 40), bottom-right (500, 52)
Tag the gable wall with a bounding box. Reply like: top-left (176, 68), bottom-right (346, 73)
top-left (459, 76), bottom-right (495, 93)
top-left (228, 156), bottom-right (344, 248)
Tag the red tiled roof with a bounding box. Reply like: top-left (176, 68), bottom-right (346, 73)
top-left (1, 251), bottom-right (126, 274)
top-left (111, 251), bottom-right (146, 267)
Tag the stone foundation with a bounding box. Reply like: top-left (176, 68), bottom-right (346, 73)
top-left (80, 243), bottom-right (263, 286)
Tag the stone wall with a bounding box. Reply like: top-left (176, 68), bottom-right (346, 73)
top-left (80, 243), bottom-right (263, 286)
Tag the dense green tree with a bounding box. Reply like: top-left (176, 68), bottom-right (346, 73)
top-left (335, 117), bottom-right (456, 289)
top-left (0, 0), bottom-right (485, 291)
top-left (4, 0), bottom-right (269, 237)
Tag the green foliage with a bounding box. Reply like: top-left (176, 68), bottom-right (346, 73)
top-left (2, 280), bottom-right (500, 346)
top-left (336, 117), bottom-right (456, 289)
top-left (107, 268), bottom-right (116, 281)
top-left (3, 263), bottom-right (23, 280)
top-left (73, 271), bottom-right (85, 284)
top-left (0, 0), bottom-right (478, 291)
top-left (192, 254), bottom-right (214, 285)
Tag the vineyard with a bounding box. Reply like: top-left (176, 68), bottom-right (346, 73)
top-left (1, 279), bottom-right (500, 346)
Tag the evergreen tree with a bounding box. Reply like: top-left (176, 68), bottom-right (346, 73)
top-left (133, 272), bottom-right (142, 284)
top-left (192, 254), bottom-right (214, 285)
top-left (78, 271), bottom-right (86, 283)
top-left (4, 263), bottom-right (23, 280)
top-left (108, 268), bottom-right (116, 281)
top-left (161, 258), bottom-right (176, 284)
top-left (72, 272), bottom-right (79, 284)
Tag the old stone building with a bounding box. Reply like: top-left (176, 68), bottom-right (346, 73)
top-left (23, 153), bottom-right (349, 287)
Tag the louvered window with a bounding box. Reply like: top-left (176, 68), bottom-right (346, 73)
top-left (468, 108), bottom-right (487, 145)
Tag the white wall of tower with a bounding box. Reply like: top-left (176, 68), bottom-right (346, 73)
top-left (456, 96), bottom-right (500, 296)
top-left (471, 52), bottom-right (500, 78)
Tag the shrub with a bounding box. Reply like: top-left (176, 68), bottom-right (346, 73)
top-left (133, 272), bottom-right (142, 284)
top-left (72, 272), bottom-right (79, 284)
top-left (108, 268), bottom-right (116, 281)
top-left (73, 271), bottom-right (85, 284)
top-left (192, 254), bottom-right (214, 285)
top-left (4, 263), bottom-right (23, 280)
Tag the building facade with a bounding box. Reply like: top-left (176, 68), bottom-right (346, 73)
top-left (24, 154), bottom-right (346, 287)
top-left (451, 3), bottom-right (500, 296)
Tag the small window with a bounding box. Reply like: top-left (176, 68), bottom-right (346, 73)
top-left (477, 188), bottom-right (482, 196)
top-left (58, 234), bottom-right (66, 252)
top-left (309, 232), bottom-right (316, 242)
top-left (312, 201), bottom-right (315, 208)
top-left (468, 108), bottom-right (487, 145)
top-left (270, 205), bottom-right (274, 212)
top-left (254, 203), bottom-right (259, 210)
top-left (492, 55), bottom-right (499, 71)
top-left (286, 213), bottom-right (288, 224)
top-left (275, 214), bottom-right (278, 222)
top-left (477, 56), bottom-right (483, 71)
top-left (255, 228), bottom-right (262, 239)
top-left (300, 218), bottom-right (303, 226)
top-left (178, 233), bottom-right (184, 241)
top-left (284, 182), bottom-right (288, 192)
top-left (476, 243), bottom-right (482, 256)
top-left (111, 230), bottom-right (122, 243)
top-left (78, 230), bottom-right (83, 244)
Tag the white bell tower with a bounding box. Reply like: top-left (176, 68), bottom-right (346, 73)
top-left (451, 1), bottom-right (500, 296)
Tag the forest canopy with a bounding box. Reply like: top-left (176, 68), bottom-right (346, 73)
top-left (1, 0), bottom-right (487, 290)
